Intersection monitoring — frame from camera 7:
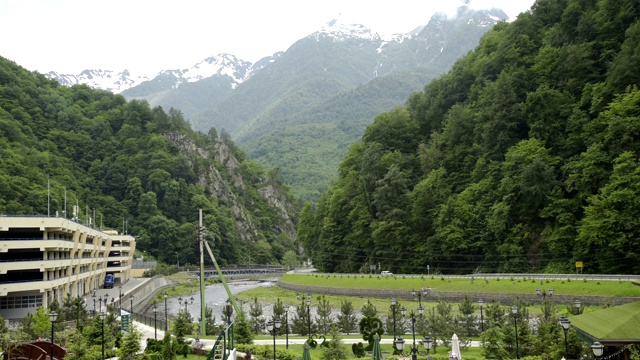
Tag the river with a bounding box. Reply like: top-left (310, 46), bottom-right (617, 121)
top-left (164, 280), bottom-right (275, 321)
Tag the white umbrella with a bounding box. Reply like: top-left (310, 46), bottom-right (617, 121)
top-left (451, 334), bottom-right (462, 360)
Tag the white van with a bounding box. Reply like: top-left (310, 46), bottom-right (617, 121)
top-left (381, 271), bottom-right (393, 276)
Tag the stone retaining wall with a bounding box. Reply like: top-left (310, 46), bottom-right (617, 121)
top-left (124, 276), bottom-right (176, 312)
top-left (277, 281), bottom-right (640, 306)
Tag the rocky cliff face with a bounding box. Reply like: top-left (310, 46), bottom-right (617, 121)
top-left (165, 131), bottom-right (297, 244)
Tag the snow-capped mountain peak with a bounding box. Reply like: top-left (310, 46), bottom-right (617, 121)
top-left (46, 53), bottom-right (253, 94)
top-left (181, 53), bottom-right (251, 84)
top-left (313, 18), bottom-right (381, 42)
top-left (46, 69), bottom-right (150, 93)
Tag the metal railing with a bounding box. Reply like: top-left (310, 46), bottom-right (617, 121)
top-left (206, 322), bottom-right (234, 360)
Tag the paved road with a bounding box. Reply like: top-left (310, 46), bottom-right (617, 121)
top-left (87, 277), bottom-right (148, 314)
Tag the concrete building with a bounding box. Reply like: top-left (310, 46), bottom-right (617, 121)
top-left (0, 216), bottom-right (135, 320)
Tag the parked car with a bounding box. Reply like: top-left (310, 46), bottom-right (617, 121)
top-left (381, 271), bottom-right (393, 276)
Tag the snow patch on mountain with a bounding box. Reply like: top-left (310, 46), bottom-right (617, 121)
top-left (181, 54), bottom-right (251, 83)
top-left (313, 18), bottom-right (381, 42)
top-left (46, 69), bottom-right (151, 93)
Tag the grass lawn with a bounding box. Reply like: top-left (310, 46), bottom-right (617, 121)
top-left (231, 273), bottom-right (640, 319)
top-left (280, 274), bottom-right (640, 297)
top-left (182, 341), bottom-right (485, 360)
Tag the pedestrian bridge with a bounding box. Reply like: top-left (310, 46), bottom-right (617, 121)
top-left (186, 264), bottom-right (285, 278)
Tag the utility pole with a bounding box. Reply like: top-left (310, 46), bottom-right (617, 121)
top-left (199, 209), bottom-right (206, 336)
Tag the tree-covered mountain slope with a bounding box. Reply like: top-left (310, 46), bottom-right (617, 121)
top-left (0, 56), bottom-right (299, 266)
top-left (298, 0), bottom-right (640, 275)
top-left (229, 8), bottom-right (506, 202)
top-left (242, 67), bottom-right (443, 201)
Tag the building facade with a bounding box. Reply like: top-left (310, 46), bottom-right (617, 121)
top-left (0, 216), bottom-right (135, 320)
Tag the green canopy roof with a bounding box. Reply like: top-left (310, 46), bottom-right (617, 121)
top-left (571, 301), bottom-right (640, 342)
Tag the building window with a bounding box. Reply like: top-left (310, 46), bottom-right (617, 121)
top-left (0, 295), bottom-right (43, 309)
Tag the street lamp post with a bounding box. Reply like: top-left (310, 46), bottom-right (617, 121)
top-left (574, 299), bottom-right (582, 314)
top-left (118, 285), bottom-right (123, 313)
top-left (394, 334), bottom-right (432, 358)
top-left (591, 341), bottom-right (604, 359)
top-left (266, 319), bottom-right (282, 360)
top-left (306, 293), bottom-right (312, 339)
top-left (401, 305), bottom-right (425, 360)
top-left (179, 296), bottom-right (194, 312)
top-left (284, 304), bottom-right (290, 349)
top-left (560, 315), bottom-right (571, 358)
top-left (164, 292), bottom-right (168, 331)
top-left (92, 291), bottom-right (97, 316)
top-left (478, 299), bottom-right (484, 332)
top-left (391, 298), bottom-right (398, 341)
top-left (49, 311), bottom-right (58, 360)
top-left (153, 305), bottom-right (158, 340)
top-left (411, 288), bottom-right (428, 306)
top-left (100, 311), bottom-right (107, 360)
top-left (103, 294), bottom-right (109, 311)
top-left (224, 298), bottom-right (233, 325)
top-left (512, 305), bottom-right (520, 360)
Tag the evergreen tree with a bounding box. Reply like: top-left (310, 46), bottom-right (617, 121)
top-left (484, 299), bottom-right (506, 328)
top-left (273, 298), bottom-right (286, 335)
top-left (234, 310), bottom-right (254, 345)
top-left (117, 324), bottom-right (143, 360)
top-left (161, 331), bottom-right (178, 360)
top-left (320, 325), bottom-right (348, 360)
top-left (292, 298), bottom-right (315, 336)
top-left (456, 294), bottom-right (478, 338)
top-left (385, 302), bottom-right (406, 339)
top-left (249, 297), bottom-right (265, 334)
top-left (361, 300), bottom-right (378, 318)
top-left (482, 325), bottom-right (510, 360)
top-left (198, 305), bottom-right (219, 336)
top-left (337, 300), bottom-right (358, 334)
top-left (315, 295), bottom-right (334, 335)
top-left (173, 309), bottom-right (194, 340)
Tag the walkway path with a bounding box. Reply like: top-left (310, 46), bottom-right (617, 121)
top-left (132, 321), bottom-right (482, 350)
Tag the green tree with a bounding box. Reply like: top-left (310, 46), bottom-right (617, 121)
top-left (320, 325), bottom-right (348, 360)
top-left (292, 298), bottom-right (315, 336)
top-left (337, 300), bottom-right (358, 334)
top-left (249, 297), bottom-right (265, 334)
top-left (456, 295), bottom-right (478, 337)
top-left (577, 151), bottom-right (640, 273)
top-left (173, 309), bottom-right (194, 340)
top-left (361, 300), bottom-right (377, 318)
top-left (484, 299), bottom-right (506, 328)
top-left (199, 305), bottom-right (219, 336)
top-left (282, 250), bottom-right (299, 270)
top-left (273, 298), bottom-right (286, 335)
top-left (22, 307), bottom-right (52, 339)
top-left (161, 331), bottom-right (178, 360)
top-left (482, 325), bottom-right (510, 360)
top-left (117, 324), bottom-right (143, 360)
top-left (315, 296), bottom-right (334, 335)
top-left (234, 310), bottom-right (254, 345)
top-left (385, 302), bottom-right (406, 339)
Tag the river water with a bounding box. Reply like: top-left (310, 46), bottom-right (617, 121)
top-left (163, 280), bottom-right (275, 321)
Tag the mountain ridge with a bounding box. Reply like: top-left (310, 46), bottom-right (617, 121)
top-left (44, 6), bottom-right (509, 202)
top-left (45, 6), bottom-right (507, 98)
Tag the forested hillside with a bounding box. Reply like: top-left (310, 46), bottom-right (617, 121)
top-left (0, 57), bottom-right (299, 266)
top-left (298, 0), bottom-right (640, 275)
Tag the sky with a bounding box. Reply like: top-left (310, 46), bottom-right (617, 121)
top-left (0, 0), bottom-right (536, 77)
